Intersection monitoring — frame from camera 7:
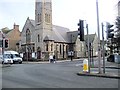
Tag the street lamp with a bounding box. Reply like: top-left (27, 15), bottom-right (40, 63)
top-left (70, 34), bottom-right (74, 61)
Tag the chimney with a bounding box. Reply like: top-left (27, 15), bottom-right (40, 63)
top-left (14, 23), bottom-right (19, 31)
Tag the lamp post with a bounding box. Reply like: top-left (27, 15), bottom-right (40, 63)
top-left (70, 34), bottom-right (74, 61)
top-left (26, 45), bottom-right (28, 63)
top-left (102, 23), bottom-right (105, 73)
top-left (96, 0), bottom-right (102, 74)
top-left (86, 24), bottom-right (91, 73)
top-left (71, 34), bottom-right (73, 61)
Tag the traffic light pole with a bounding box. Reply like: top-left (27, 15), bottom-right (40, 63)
top-left (96, 0), bottom-right (102, 74)
top-left (102, 23), bottom-right (105, 74)
top-left (86, 24), bottom-right (90, 73)
top-left (2, 38), bottom-right (5, 64)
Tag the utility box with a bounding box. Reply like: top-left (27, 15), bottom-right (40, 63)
top-left (83, 59), bottom-right (88, 72)
top-left (114, 54), bottom-right (120, 64)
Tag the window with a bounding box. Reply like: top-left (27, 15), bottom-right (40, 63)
top-left (26, 29), bottom-right (31, 43)
top-left (38, 14), bottom-right (39, 22)
top-left (48, 14), bottom-right (50, 23)
top-left (46, 43), bottom-right (48, 51)
top-left (51, 44), bottom-right (53, 51)
top-left (45, 13), bottom-right (50, 23)
top-left (38, 14), bottom-right (41, 23)
top-left (45, 14), bottom-right (47, 22)
top-left (38, 34), bottom-right (40, 42)
top-left (60, 44), bottom-right (62, 54)
top-left (33, 47), bottom-right (35, 52)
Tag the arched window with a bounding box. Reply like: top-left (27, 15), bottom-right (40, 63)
top-left (38, 14), bottom-right (42, 22)
top-left (46, 43), bottom-right (48, 51)
top-left (45, 14), bottom-right (47, 22)
top-left (33, 47), bottom-right (35, 52)
top-left (48, 14), bottom-right (50, 23)
top-left (38, 34), bottom-right (40, 42)
top-left (26, 29), bottom-right (31, 43)
top-left (60, 44), bottom-right (62, 54)
top-left (45, 13), bottom-right (50, 23)
top-left (51, 44), bottom-right (53, 51)
top-left (38, 14), bottom-right (40, 22)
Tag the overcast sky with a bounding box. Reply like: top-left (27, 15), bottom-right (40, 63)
top-left (0, 0), bottom-right (118, 36)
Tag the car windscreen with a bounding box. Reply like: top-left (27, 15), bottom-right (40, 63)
top-left (4, 54), bottom-right (12, 59)
top-left (13, 54), bottom-right (20, 58)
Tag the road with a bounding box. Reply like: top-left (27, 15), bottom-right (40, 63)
top-left (2, 60), bottom-right (118, 88)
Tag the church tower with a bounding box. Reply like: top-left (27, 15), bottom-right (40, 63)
top-left (35, 0), bottom-right (52, 29)
top-left (35, 0), bottom-right (53, 59)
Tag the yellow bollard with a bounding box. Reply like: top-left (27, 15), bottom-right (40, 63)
top-left (83, 59), bottom-right (88, 73)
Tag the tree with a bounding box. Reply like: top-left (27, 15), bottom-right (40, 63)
top-left (1, 27), bottom-right (11, 34)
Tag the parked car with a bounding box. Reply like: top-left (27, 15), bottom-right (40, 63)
top-left (107, 54), bottom-right (114, 62)
top-left (4, 51), bottom-right (23, 64)
top-left (2, 54), bottom-right (13, 64)
top-left (0, 55), bottom-right (3, 64)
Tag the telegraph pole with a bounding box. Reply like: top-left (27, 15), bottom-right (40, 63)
top-left (96, 0), bottom-right (102, 74)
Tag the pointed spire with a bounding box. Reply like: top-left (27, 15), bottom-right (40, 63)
top-left (27, 17), bottom-right (29, 20)
top-left (13, 23), bottom-right (19, 31)
top-left (14, 23), bottom-right (16, 29)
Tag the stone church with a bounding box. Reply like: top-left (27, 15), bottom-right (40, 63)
top-left (19, 0), bottom-right (85, 60)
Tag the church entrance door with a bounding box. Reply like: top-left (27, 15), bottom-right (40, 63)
top-left (37, 47), bottom-right (41, 59)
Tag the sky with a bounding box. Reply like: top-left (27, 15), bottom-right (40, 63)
top-left (0, 0), bottom-right (118, 38)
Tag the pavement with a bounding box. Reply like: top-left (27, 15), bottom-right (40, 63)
top-left (77, 71), bottom-right (120, 79)
top-left (77, 59), bottom-right (120, 79)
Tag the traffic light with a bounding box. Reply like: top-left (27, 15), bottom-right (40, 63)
top-left (5, 39), bottom-right (9, 48)
top-left (78, 20), bottom-right (84, 41)
top-left (106, 22), bottom-right (114, 39)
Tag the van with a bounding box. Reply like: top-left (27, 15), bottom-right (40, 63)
top-left (4, 51), bottom-right (22, 64)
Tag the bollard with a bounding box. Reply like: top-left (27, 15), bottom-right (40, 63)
top-left (83, 59), bottom-right (89, 73)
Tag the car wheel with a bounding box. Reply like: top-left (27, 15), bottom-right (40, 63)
top-left (19, 61), bottom-right (22, 64)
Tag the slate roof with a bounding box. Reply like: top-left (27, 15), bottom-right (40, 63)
top-left (24, 19), bottom-right (98, 45)
top-left (29, 19), bottom-right (96, 44)
top-left (30, 19), bottom-right (35, 27)
top-left (52, 25), bottom-right (70, 43)
top-left (29, 19), bottom-right (70, 43)
top-left (67, 31), bottom-right (78, 43)
top-left (44, 35), bottom-right (54, 41)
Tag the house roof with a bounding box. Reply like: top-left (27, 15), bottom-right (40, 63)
top-left (67, 31), bottom-right (78, 43)
top-left (1, 27), bottom-right (12, 34)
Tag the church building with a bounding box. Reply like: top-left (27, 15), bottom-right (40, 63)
top-left (19, 0), bottom-right (85, 60)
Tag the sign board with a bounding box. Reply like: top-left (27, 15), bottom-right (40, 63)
top-left (68, 51), bottom-right (74, 56)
